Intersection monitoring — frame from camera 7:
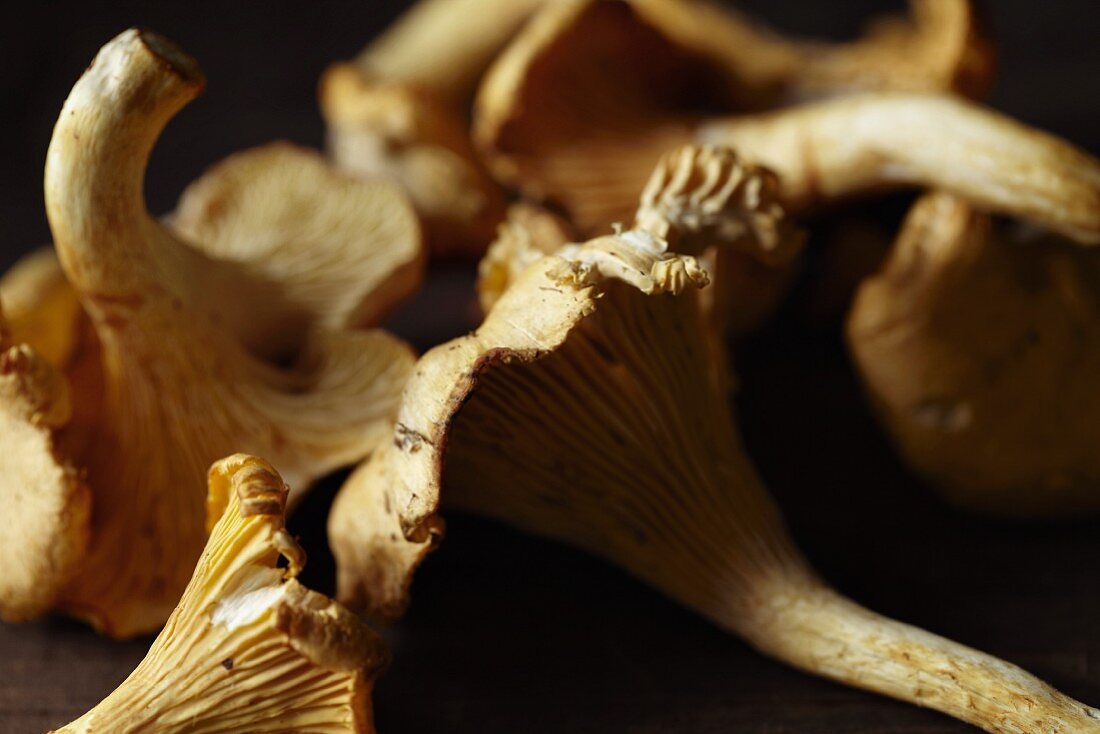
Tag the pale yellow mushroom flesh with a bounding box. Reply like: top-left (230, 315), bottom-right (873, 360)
top-left (0, 29), bottom-right (416, 638)
top-left (848, 192), bottom-right (1100, 516)
top-left (472, 0), bottom-right (1010, 333)
top-left (474, 0), bottom-right (999, 234)
top-left (331, 161), bottom-right (1100, 733)
top-left (53, 455), bottom-right (384, 733)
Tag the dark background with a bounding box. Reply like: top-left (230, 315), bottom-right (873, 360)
top-left (1, 2), bottom-right (1098, 732)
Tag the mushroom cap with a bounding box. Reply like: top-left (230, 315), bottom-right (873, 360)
top-left (848, 193), bottom-right (1100, 516)
top-left (320, 64), bottom-right (507, 257)
top-left (0, 323), bottom-right (91, 622)
top-left (3, 28), bottom-right (418, 637)
top-left (475, 0), bottom-right (733, 234)
top-left (635, 145), bottom-right (806, 336)
top-left (173, 141), bottom-right (425, 336)
top-left (0, 248), bottom-right (86, 368)
top-left (331, 221), bottom-right (732, 616)
top-left (54, 455), bottom-right (383, 733)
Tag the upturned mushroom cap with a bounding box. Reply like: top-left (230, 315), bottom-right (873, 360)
top-left (848, 192), bottom-right (1100, 516)
top-left (53, 455), bottom-right (385, 733)
top-left (330, 160), bottom-right (1100, 732)
top-left (331, 224), bottom-right (715, 617)
top-left (474, 0), bottom-right (997, 234)
top-left (172, 141), bottom-right (425, 337)
top-left (0, 29), bottom-right (417, 637)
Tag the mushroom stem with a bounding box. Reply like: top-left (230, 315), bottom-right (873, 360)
top-left (698, 93), bottom-right (1100, 244)
top-left (45, 29), bottom-right (205, 298)
top-left (356, 0), bottom-right (547, 99)
top-left (44, 29), bottom-right (310, 359)
top-left (736, 571), bottom-right (1100, 733)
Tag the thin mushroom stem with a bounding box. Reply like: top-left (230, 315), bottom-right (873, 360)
top-left (45, 29), bottom-right (205, 298)
top-left (44, 29), bottom-right (301, 357)
top-left (355, 0), bottom-right (548, 100)
top-left (698, 93), bottom-right (1100, 244)
top-left (736, 571), bottom-right (1100, 733)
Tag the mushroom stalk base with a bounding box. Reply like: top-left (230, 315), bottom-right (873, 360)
top-left (732, 571), bottom-right (1100, 734)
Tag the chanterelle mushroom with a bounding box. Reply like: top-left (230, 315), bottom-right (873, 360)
top-left (53, 455), bottom-right (385, 733)
top-left (172, 141), bottom-right (425, 341)
top-left (0, 29), bottom-right (417, 637)
top-left (330, 153), bottom-right (1100, 732)
top-left (319, 0), bottom-right (550, 257)
top-left (848, 191), bottom-right (1100, 517)
top-left (475, 0), bottom-right (999, 236)
top-left (473, 0), bottom-right (997, 333)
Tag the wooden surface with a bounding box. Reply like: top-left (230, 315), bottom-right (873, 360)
top-left (1, 2), bottom-right (1098, 732)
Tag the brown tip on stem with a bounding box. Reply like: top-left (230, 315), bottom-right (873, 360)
top-left (134, 28), bottom-right (206, 88)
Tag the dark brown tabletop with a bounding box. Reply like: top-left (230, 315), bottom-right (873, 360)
top-left (1, 2), bottom-right (1097, 732)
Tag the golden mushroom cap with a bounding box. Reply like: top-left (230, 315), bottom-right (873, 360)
top-left (849, 192), bottom-right (1100, 516)
top-left (173, 141), bottom-right (425, 341)
top-left (53, 455), bottom-right (385, 733)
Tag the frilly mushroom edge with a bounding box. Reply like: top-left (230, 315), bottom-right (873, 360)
top-left (330, 147), bottom-right (1100, 733)
top-left (53, 455), bottom-right (385, 733)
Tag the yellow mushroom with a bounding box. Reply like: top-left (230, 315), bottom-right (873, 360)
top-left (319, 0), bottom-right (551, 257)
top-left (475, 0), bottom-right (997, 235)
top-left (330, 150), bottom-right (1100, 732)
top-left (0, 29), bottom-right (417, 637)
top-left (172, 141), bottom-right (426, 340)
top-left (472, 0), bottom-right (1089, 333)
top-left (53, 455), bottom-right (385, 733)
top-left (848, 191), bottom-right (1100, 516)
